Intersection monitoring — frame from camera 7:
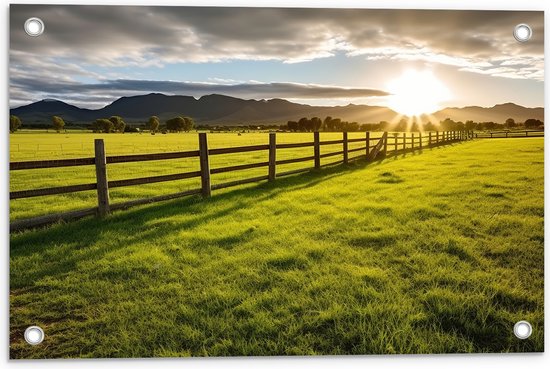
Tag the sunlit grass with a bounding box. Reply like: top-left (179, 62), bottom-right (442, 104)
top-left (10, 137), bottom-right (543, 358)
top-left (9, 131), bottom-right (379, 221)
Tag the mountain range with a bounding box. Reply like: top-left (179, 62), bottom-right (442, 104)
top-left (10, 93), bottom-right (544, 126)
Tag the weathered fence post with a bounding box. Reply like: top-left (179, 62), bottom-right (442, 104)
top-left (313, 131), bottom-right (320, 169)
top-left (94, 139), bottom-right (110, 217)
top-left (419, 132), bottom-right (423, 149)
top-left (435, 131), bottom-right (439, 144)
top-left (394, 134), bottom-right (398, 155)
top-left (403, 132), bottom-right (407, 151)
top-left (382, 132), bottom-right (388, 157)
top-left (365, 131), bottom-right (370, 158)
top-left (269, 132), bottom-right (276, 181)
top-left (429, 132), bottom-right (432, 146)
top-left (343, 132), bottom-right (348, 164)
top-left (411, 133), bottom-right (415, 149)
top-left (198, 132), bottom-right (211, 197)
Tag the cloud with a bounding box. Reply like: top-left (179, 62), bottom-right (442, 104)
top-left (10, 6), bottom-right (543, 64)
top-left (10, 77), bottom-right (389, 109)
top-left (9, 5), bottom-right (544, 107)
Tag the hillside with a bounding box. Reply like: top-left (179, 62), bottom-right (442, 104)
top-left (10, 94), bottom-right (543, 126)
top-left (431, 103), bottom-right (543, 124)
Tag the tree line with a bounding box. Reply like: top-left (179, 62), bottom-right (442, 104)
top-left (9, 114), bottom-right (543, 133)
top-left (286, 116), bottom-right (544, 132)
top-left (9, 115), bottom-right (196, 134)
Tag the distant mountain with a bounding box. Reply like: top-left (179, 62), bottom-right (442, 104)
top-left (10, 99), bottom-right (95, 124)
top-left (10, 93), bottom-right (544, 126)
top-left (431, 103), bottom-right (543, 124)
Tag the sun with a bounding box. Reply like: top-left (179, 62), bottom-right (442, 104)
top-left (386, 70), bottom-right (451, 116)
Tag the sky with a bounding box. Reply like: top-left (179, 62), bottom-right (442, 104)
top-left (9, 5), bottom-right (544, 111)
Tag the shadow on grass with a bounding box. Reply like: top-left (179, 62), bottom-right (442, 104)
top-left (11, 139), bottom-right (467, 269)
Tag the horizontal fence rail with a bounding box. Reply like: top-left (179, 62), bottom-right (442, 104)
top-left (474, 130), bottom-right (544, 138)
top-left (10, 130), bottom-right (472, 231)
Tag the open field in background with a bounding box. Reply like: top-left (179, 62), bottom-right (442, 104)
top-left (10, 138), bottom-right (544, 358)
top-left (10, 131), bottom-right (383, 221)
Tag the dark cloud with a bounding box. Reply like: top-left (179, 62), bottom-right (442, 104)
top-left (10, 6), bottom-right (544, 63)
top-left (9, 5), bottom-right (544, 107)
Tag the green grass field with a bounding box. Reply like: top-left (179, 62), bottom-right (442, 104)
top-left (10, 131), bottom-right (382, 221)
top-left (10, 135), bottom-right (544, 358)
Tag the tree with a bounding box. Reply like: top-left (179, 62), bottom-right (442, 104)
top-left (424, 121), bottom-right (436, 131)
top-left (350, 122), bottom-right (361, 131)
top-left (465, 120), bottom-right (476, 131)
top-left (182, 117), bottom-right (195, 132)
top-left (10, 115), bottom-right (22, 133)
top-left (378, 121), bottom-right (390, 130)
top-left (323, 116), bottom-right (333, 131)
top-left (505, 118), bottom-right (516, 128)
top-left (109, 116), bottom-right (126, 133)
top-left (324, 116), bottom-right (335, 131)
top-left (331, 118), bottom-right (343, 131)
top-left (297, 117), bottom-right (309, 132)
top-left (166, 116), bottom-right (185, 132)
top-left (147, 116), bottom-right (160, 133)
top-left (311, 117), bottom-right (322, 131)
top-left (287, 121), bottom-right (298, 131)
top-left (481, 121), bottom-right (500, 130)
top-left (524, 118), bottom-right (543, 128)
top-left (440, 118), bottom-right (457, 131)
top-left (52, 115), bottom-right (65, 132)
top-left (93, 118), bottom-right (114, 133)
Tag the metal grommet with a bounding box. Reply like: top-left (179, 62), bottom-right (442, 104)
top-left (513, 320), bottom-right (532, 339)
top-left (24, 326), bottom-right (45, 345)
top-left (513, 24), bottom-right (532, 43)
top-left (24, 17), bottom-right (45, 37)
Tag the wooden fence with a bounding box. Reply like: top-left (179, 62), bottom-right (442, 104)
top-left (475, 130), bottom-right (544, 138)
top-left (10, 130), bottom-right (470, 231)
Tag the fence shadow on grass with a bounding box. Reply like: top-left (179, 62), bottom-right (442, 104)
top-left (10, 139), bottom-right (466, 277)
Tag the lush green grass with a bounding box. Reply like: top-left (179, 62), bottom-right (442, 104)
top-left (10, 138), bottom-right (543, 358)
top-left (10, 131), bottom-right (380, 221)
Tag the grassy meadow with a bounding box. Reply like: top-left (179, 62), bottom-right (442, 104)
top-left (10, 131), bottom-right (382, 221)
top-left (9, 135), bottom-right (544, 358)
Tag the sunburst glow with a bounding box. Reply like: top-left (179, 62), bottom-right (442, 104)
top-left (386, 70), bottom-right (451, 116)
